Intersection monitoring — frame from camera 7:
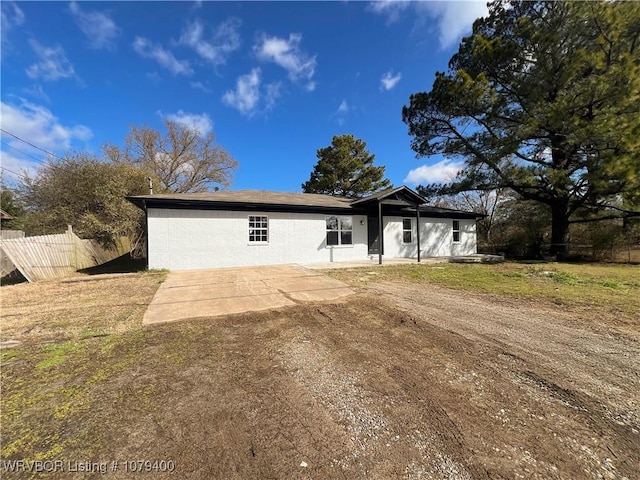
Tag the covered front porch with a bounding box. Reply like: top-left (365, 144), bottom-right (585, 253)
top-left (351, 186), bottom-right (428, 265)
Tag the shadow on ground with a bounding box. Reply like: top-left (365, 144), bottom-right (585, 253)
top-left (78, 253), bottom-right (147, 275)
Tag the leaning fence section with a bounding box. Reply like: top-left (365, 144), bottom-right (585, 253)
top-left (0, 227), bottom-right (129, 282)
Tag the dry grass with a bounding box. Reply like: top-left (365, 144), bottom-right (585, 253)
top-left (1, 271), bottom-right (167, 343)
top-left (325, 261), bottom-right (640, 326)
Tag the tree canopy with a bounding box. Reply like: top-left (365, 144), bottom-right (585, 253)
top-left (20, 154), bottom-right (150, 247)
top-left (1, 180), bottom-right (25, 230)
top-left (302, 134), bottom-right (391, 197)
top-left (402, 0), bottom-right (640, 257)
top-left (104, 120), bottom-right (238, 193)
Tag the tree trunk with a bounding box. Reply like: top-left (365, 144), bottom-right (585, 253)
top-left (550, 201), bottom-right (570, 260)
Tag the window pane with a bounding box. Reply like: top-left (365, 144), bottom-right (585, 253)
top-left (249, 216), bottom-right (268, 242)
top-left (453, 231), bottom-right (460, 242)
top-left (453, 220), bottom-right (460, 231)
top-left (340, 216), bottom-right (352, 230)
top-left (341, 231), bottom-right (352, 245)
top-left (403, 218), bottom-right (412, 230)
top-left (403, 231), bottom-right (412, 243)
top-left (326, 216), bottom-right (338, 230)
top-left (327, 231), bottom-right (339, 246)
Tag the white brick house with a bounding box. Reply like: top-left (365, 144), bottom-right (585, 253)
top-left (127, 186), bottom-right (480, 271)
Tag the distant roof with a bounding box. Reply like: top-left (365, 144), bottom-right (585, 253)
top-left (0, 209), bottom-right (13, 220)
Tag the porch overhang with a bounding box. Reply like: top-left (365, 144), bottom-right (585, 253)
top-left (354, 186), bottom-right (428, 265)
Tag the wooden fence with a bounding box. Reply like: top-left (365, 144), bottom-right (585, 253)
top-left (1, 230), bottom-right (25, 240)
top-left (0, 226), bottom-right (129, 281)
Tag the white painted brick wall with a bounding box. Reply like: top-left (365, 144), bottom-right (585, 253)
top-left (383, 216), bottom-right (477, 258)
top-left (147, 208), bottom-right (478, 270)
top-left (147, 208), bottom-right (368, 270)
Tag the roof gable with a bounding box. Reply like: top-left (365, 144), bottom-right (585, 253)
top-left (350, 186), bottom-right (427, 206)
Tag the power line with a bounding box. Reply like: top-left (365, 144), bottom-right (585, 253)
top-left (0, 128), bottom-right (65, 162)
top-left (0, 130), bottom-right (74, 178)
top-left (1, 140), bottom-right (49, 164)
top-left (0, 166), bottom-right (28, 181)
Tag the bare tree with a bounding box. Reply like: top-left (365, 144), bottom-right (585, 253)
top-left (428, 189), bottom-right (507, 249)
top-left (105, 120), bottom-right (238, 193)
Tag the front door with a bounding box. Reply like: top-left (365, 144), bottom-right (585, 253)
top-left (367, 216), bottom-right (383, 254)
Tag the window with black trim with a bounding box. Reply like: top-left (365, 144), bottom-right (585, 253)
top-left (248, 215), bottom-right (268, 243)
top-left (326, 216), bottom-right (353, 246)
top-left (402, 218), bottom-right (412, 244)
top-left (453, 220), bottom-right (460, 243)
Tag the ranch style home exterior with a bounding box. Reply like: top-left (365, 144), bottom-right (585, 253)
top-left (127, 186), bottom-right (480, 271)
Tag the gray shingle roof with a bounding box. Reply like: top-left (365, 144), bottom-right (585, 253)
top-left (129, 190), bottom-right (355, 209)
top-left (127, 186), bottom-right (482, 217)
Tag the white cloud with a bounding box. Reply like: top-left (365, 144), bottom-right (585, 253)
top-left (222, 68), bottom-right (261, 116)
top-left (132, 36), bottom-right (193, 76)
top-left (333, 100), bottom-right (350, 126)
top-left (69, 1), bottom-right (119, 50)
top-left (1, 1), bottom-right (24, 41)
top-left (380, 70), bottom-right (401, 91)
top-left (420, 1), bottom-right (489, 49)
top-left (367, 0), bottom-right (411, 23)
top-left (179, 17), bottom-right (241, 65)
top-left (369, 0), bottom-right (488, 49)
top-left (23, 84), bottom-right (50, 103)
top-left (1, 150), bottom-right (41, 182)
top-left (264, 82), bottom-right (281, 111)
top-left (161, 110), bottom-right (213, 136)
top-left (0, 99), bottom-right (92, 179)
top-left (254, 33), bottom-right (316, 89)
top-left (404, 159), bottom-right (464, 185)
top-left (190, 81), bottom-right (210, 93)
top-left (26, 39), bottom-right (76, 81)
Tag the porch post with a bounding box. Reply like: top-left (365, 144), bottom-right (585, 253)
top-left (416, 203), bottom-right (421, 263)
top-left (378, 200), bottom-right (383, 265)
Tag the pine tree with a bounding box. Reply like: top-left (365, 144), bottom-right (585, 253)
top-left (302, 134), bottom-right (391, 197)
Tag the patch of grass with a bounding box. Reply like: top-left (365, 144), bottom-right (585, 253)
top-left (0, 349), bottom-right (19, 362)
top-left (550, 270), bottom-right (578, 285)
top-left (0, 270), bottom-right (171, 465)
top-left (326, 261), bottom-right (640, 323)
top-left (0, 270), bottom-right (167, 343)
top-left (0, 332), bottom-right (149, 464)
top-left (0, 321), bottom-right (211, 466)
top-left (36, 341), bottom-right (83, 370)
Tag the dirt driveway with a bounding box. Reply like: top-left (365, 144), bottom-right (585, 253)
top-left (143, 264), bottom-right (352, 324)
top-left (76, 281), bottom-right (638, 480)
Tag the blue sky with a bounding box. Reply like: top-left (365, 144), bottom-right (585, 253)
top-left (1, 1), bottom-right (488, 192)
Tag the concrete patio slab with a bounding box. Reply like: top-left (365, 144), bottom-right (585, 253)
top-left (143, 264), bottom-right (352, 325)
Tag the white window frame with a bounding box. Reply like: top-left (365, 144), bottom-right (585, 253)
top-left (248, 215), bottom-right (269, 244)
top-left (452, 220), bottom-right (461, 243)
top-left (402, 218), bottom-right (413, 244)
top-left (326, 215), bottom-right (353, 247)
